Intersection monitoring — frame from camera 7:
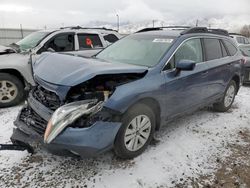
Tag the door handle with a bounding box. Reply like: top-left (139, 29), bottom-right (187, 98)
top-left (201, 71), bottom-right (208, 77)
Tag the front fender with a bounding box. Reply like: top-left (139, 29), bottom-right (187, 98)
top-left (104, 74), bottom-right (165, 114)
top-left (0, 53), bottom-right (35, 85)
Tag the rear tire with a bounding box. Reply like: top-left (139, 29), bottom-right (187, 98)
top-left (114, 103), bottom-right (156, 159)
top-left (0, 73), bottom-right (25, 108)
top-left (213, 80), bottom-right (236, 112)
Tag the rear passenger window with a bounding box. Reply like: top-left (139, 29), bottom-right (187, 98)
top-left (204, 38), bottom-right (223, 61)
top-left (166, 39), bottom-right (203, 70)
top-left (223, 40), bottom-right (237, 56)
top-left (78, 34), bottom-right (103, 49)
top-left (220, 40), bottom-right (228, 57)
top-left (104, 34), bottom-right (119, 43)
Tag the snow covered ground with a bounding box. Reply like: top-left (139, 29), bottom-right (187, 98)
top-left (0, 86), bottom-right (249, 187)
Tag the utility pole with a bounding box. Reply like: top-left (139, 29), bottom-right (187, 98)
top-left (116, 14), bottom-right (119, 32)
top-left (20, 24), bottom-right (24, 39)
top-left (196, 19), bottom-right (199, 27)
top-left (196, 20), bottom-right (198, 27)
top-left (152, 20), bottom-right (156, 28)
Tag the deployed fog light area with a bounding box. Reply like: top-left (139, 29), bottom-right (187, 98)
top-left (44, 99), bottom-right (103, 144)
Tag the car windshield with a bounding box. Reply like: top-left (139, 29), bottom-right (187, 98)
top-left (16, 31), bottom-right (51, 51)
top-left (96, 34), bottom-right (174, 67)
top-left (239, 45), bottom-right (250, 57)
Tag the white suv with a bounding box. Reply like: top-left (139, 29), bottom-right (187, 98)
top-left (230, 33), bottom-right (250, 46)
top-left (0, 27), bottom-right (121, 107)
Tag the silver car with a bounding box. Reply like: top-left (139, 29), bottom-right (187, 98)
top-left (0, 27), bottom-right (121, 107)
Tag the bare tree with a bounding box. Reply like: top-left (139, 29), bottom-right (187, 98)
top-left (240, 25), bottom-right (250, 38)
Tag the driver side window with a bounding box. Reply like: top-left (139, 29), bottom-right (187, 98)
top-left (165, 39), bottom-right (203, 70)
top-left (37, 34), bottom-right (75, 54)
top-left (48, 34), bottom-right (74, 52)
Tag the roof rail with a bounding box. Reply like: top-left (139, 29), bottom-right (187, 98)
top-left (60, 26), bottom-right (82, 29)
top-left (180, 27), bottom-right (229, 36)
top-left (229, 33), bottom-right (243, 36)
top-left (136, 26), bottom-right (191, 33)
top-left (209, 29), bottom-right (229, 36)
top-left (180, 27), bottom-right (208, 35)
top-left (60, 26), bottom-right (117, 32)
top-left (80, 27), bottom-right (117, 32)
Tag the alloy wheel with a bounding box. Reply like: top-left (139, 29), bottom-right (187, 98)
top-left (0, 80), bottom-right (18, 103)
top-left (124, 115), bottom-right (152, 152)
top-left (224, 85), bottom-right (235, 108)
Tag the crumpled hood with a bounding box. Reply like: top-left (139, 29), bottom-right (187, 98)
top-left (0, 45), bottom-right (16, 55)
top-left (34, 52), bottom-right (148, 86)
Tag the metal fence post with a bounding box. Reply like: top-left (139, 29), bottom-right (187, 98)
top-left (20, 24), bottom-right (24, 39)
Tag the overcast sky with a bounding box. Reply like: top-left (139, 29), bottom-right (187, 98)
top-left (0, 0), bottom-right (249, 31)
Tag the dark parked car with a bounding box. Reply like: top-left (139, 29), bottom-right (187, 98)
top-left (239, 44), bottom-right (250, 83)
top-left (11, 27), bottom-right (244, 159)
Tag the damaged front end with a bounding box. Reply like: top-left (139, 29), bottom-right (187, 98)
top-left (11, 97), bottom-right (122, 157)
top-left (44, 99), bottom-right (103, 144)
top-left (0, 45), bottom-right (16, 55)
top-left (11, 72), bottom-right (145, 157)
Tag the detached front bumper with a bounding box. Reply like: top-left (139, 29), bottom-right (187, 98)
top-left (47, 121), bottom-right (121, 157)
top-left (12, 120), bottom-right (121, 158)
top-left (11, 95), bottom-right (122, 158)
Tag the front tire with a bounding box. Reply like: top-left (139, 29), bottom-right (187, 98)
top-left (0, 73), bottom-right (25, 108)
top-left (114, 103), bottom-right (155, 159)
top-left (213, 80), bottom-right (237, 112)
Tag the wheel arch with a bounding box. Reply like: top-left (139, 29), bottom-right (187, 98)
top-left (124, 97), bottom-right (161, 131)
top-left (231, 74), bottom-right (240, 93)
top-left (0, 69), bottom-right (26, 86)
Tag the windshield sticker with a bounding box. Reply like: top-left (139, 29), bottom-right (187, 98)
top-left (153, 39), bottom-right (173, 43)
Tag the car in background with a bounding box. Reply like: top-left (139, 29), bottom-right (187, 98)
top-left (11, 27), bottom-right (244, 159)
top-left (230, 33), bottom-right (250, 46)
top-left (0, 27), bottom-right (121, 107)
top-left (239, 44), bottom-right (250, 83)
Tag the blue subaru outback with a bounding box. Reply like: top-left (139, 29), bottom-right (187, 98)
top-left (11, 27), bottom-right (244, 159)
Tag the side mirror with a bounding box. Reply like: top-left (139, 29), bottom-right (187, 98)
top-left (176, 59), bottom-right (196, 71)
top-left (37, 45), bottom-right (53, 54)
top-left (175, 60), bottom-right (196, 76)
top-left (47, 48), bottom-right (55, 52)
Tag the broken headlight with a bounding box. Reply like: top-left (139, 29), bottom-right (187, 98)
top-left (80, 107), bottom-right (120, 127)
top-left (44, 99), bottom-right (103, 144)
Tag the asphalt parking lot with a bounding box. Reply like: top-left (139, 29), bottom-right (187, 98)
top-left (0, 86), bottom-right (250, 188)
